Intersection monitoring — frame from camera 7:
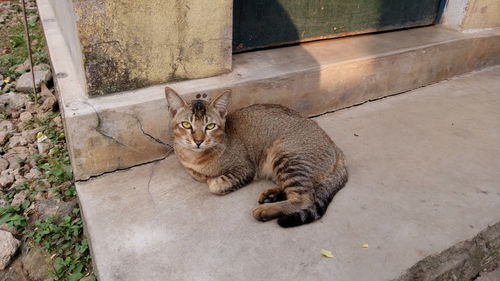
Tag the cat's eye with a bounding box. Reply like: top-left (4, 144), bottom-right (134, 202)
top-left (205, 123), bottom-right (216, 130)
top-left (181, 122), bottom-right (192, 129)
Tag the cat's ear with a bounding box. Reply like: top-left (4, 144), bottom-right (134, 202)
top-left (165, 87), bottom-right (186, 117)
top-left (211, 89), bottom-right (232, 118)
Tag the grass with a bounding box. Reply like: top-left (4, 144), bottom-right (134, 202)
top-left (0, 1), bottom-right (48, 80)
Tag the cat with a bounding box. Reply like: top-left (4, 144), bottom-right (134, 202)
top-left (165, 87), bottom-right (348, 227)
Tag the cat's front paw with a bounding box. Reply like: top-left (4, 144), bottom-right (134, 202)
top-left (207, 176), bottom-right (233, 195)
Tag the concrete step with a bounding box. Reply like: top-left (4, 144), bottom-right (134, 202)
top-left (77, 66), bottom-right (500, 281)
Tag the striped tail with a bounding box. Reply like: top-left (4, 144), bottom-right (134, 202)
top-left (277, 149), bottom-right (348, 228)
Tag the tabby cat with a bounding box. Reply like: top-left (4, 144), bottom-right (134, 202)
top-left (165, 87), bottom-right (348, 227)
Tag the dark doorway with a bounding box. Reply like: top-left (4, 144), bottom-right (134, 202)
top-left (233, 0), bottom-right (442, 52)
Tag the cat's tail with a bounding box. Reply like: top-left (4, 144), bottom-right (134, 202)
top-left (277, 148), bottom-right (348, 228)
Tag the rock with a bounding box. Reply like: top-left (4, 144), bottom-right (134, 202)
top-left (56, 200), bottom-right (78, 219)
top-left (0, 223), bottom-right (17, 235)
top-left (0, 173), bottom-right (14, 188)
top-left (0, 120), bottom-right (14, 133)
top-left (37, 142), bottom-right (49, 156)
top-left (19, 111), bottom-right (33, 123)
top-left (39, 96), bottom-right (57, 112)
top-left (5, 156), bottom-right (20, 170)
top-left (10, 110), bottom-right (20, 118)
top-left (0, 131), bottom-right (9, 145)
top-left (24, 168), bottom-right (42, 180)
top-left (32, 199), bottom-right (58, 221)
top-left (20, 247), bottom-right (52, 281)
top-left (52, 116), bottom-right (62, 127)
top-left (21, 128), bottom-right (39, 144)
top-left (0, 198), bottom-right (8, 209)
top-left (11, 190), bottom-right (30, 207)
top-left (15, 70), bottom-right (52, 92)
top-left (0, 230), bottom-right (21, 270)
top-left (5, 146), bottom-right (30, 160)
top-left (0, 92), bottom-right (30, 110)
top-left (0, 158), bottom-right (9, 172)
top-left (14, 59), bottom-right (30, 73)
top-left (33, 64), bottom-right (50, 72)
top-left (8, 135), bottom-right (28, 148)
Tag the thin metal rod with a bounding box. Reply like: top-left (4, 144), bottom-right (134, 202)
top-left (20, 0), bottom-right (38, 104)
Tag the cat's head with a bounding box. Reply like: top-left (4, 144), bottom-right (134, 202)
top-left (165, 87), bottom-right (231, 151)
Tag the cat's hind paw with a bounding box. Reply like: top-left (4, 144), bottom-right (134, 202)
top-left (258, 187), bottom-right (286, 204)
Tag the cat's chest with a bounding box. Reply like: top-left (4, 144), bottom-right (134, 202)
top-left (175, 150), bottom-right (216, 174)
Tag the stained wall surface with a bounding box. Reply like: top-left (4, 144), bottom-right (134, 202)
top-left (71, 0), bottom-right (232, 96)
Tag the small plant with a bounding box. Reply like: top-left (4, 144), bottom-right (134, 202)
top-left (0, 205), bottom-right (28, 231)
top-left (29, 208), bottom-right (95, 281)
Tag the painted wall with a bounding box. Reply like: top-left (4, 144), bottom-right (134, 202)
top-left (442, 0), bottom-right (500, 30)
top-left (462, 0), bottom-right (500, 30)
top-left (71, 0), bottom-right (232, 96)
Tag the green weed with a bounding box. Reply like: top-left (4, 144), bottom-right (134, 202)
top-left (29, 209), bottom-right (95, 281)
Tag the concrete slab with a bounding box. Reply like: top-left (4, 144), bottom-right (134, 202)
top-left (77, 67), bottom-right (500, 281)
top-left (38, 0), bottom-right (500, 180)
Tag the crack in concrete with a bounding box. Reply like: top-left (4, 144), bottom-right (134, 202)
top-left (131, 115), bottom-right (169, 147)
top-left (76, 153), bottom-right (170, 183)
top-left (146, 162), bottom-right (158, 210)
top-left (84, 101), bottom-right (128, 148)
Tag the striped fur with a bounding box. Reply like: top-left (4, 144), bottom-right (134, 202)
top-left (165, 87), bottom-right (348, 227)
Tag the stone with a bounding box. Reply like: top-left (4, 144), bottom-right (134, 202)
top-left (0, 230), bottom-right (20, 270)
top-left (15, 70), bottom-right (52, 92)
top-left (52, 116), bottom-right (62, 127)
top-left (24, 168), bottom-right (42, 180)
top-left (32, 199), bottom-right (77, 221)
top-left (6, 146), bottom-right (30, 160)
top-left (0, 120), bottom-right (14, 133)
top-left (5, 156), bottom-right (20, 170)
top-left (0, 173), bottom-right (14, 188)
top-left (0, 158), bottom-right (9, 172)
top-left (0, 198), bottom-right (8, 209)
top-left (11, 190), bottom-right (30, 207)
top-left (0, 223), bottom-right (17, 235)
top-left (14, 59), bottom-right (30, 73)
top-left (37, 142), bottom-right (49, 156)
top-left (0, 92), bottom-right (29, 110)
top-left (33, 64), bottom-right (50, 72)
top-left (10, 110), bottom-right (20, 118)
top-left (8, 135), bottom-right (28, 148)
top-left (0, 131), bottom-right (8, 145)
top-left (21, 128), bottom-right (39, 144)
top-left (19, 111), bottom-right (33, 123)
top-left (56, 200), bottom-right (78, 219)
top-left (20, 247), bottom-right (52, 281)
top-left (39, 96), bottom-right (57, 112)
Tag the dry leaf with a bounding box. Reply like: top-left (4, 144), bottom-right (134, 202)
top-left (320, 249), bottom-right (334, 258)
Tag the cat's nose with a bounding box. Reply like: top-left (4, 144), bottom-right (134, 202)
top-left (194, 139), bottom-right (204, 146)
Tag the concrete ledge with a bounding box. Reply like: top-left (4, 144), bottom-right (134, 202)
top-left (38, 0), bottom-right (500, 180)
top-left (393, 222), bottom-right (500, 281)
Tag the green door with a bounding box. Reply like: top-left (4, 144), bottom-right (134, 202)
top-left (233, 0), bottom-right (442, 52)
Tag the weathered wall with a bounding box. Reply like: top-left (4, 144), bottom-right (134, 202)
top-left (462, 0), bottom-right (500, 30)
top-left (71, 0), bottom-right (232, 96)
top-left (442, 0), bottom-right (500, 30)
